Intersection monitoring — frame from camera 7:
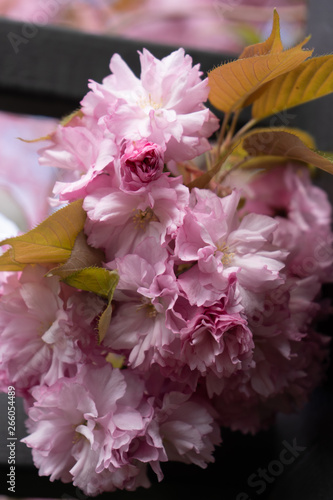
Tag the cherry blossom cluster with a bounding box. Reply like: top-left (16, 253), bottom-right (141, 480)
top-left (0, 48), bottom-right (332, 496)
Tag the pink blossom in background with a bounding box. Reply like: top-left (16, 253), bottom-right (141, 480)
top-left (0, 112), bottom-right (58, 230)
top-left (241, 164), bottom-right (333, 283)
top-left (0, 0), bottom-right (307, 53)
top-left (0, 212), bottom-right (19, 240)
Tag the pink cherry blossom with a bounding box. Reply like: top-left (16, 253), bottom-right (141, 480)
top-left (211, 272), bottom-right (331, 433)
top-left (155, 391), bottom-right (221, 468)
top-left (23, 364), bottom-right (166, 496)
top-left (179, 277), bottom-right (254, 390)
top-left (81, 48), bottom-right (219, 162)
top-left (38, 118), bottom-right (118, 203)
top-left (175, 188), bottom-right (286, 309)
top-left (0, 266), bottom-right (105, 395)
top-left (119, 140), bottom-right (165, 190)
top-left (84, 174), bottom-right (189, 260)
top-left (103, 238), bottom-right (180, 372)
top-left (241, 164), bottom-right (333, 283)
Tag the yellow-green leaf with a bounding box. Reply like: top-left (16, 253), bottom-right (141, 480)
top-left (0, 249), bottom-right (25, 271)
top-left (234, 126), bottom-right (316, 157)
top-left (98, 305), bottom-right (113, 344)
top-left (208, 37), bottom-right (312, 113)
top-left (242, 130), bottom-right (333, 174)
top-left (48, 231), bottom-right (105, 279)
top-left (252, 55), bottom-right (333, 120)
top-left (237, 155), bottom-right (297, 170)
top-left (0, 199), bottom-right (86, 269)
top-left (239, 9), bottom-right (283, 59)
top-left (55, 266), bottom-right (119, 344)
top-left (61, 267), bottom-right (118, 300)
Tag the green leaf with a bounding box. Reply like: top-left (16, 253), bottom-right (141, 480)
top-left (59, 266), bottom-right (119, 344)
top-left (234, 126), bottom-right (316, 157)
top-left (0, 200), bottom-right (86, 270)
top-left (48, 231), bottom-right (105, 279)
top-left (56, 265), bottom-right (119, 344)
top-left (252, 55), bottom-right (333, 120)
top-left (242, 130), bottom-right (333, 174)
top-left (236, 155), bottom-right (296, 170)
top-left (61, 267), bottom-right (118, 300)
top-left (98, 304), bottom-right (114, 344)
top-left (0, 249), bottom-right (25, 271)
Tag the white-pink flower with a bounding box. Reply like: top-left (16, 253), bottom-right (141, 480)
top-left (84, 174), bottom-right (189, 260)
top-left (0, 266), bottom-right (105, 394)
top-left (104, 238), bottom-right (179, 372)
top-left (81, 48), bottom-right (219, 162)
top-left (175, 188), bottom-right (286, 309)
top-left (39, 119), bottom-right (118, 202)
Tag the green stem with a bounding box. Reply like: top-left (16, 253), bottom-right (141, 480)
top-left (217, 112), bottom-right (231, 151)
top-left (231, 118), bottom-right (257, 146)
top-left (225, 109), bottom-right (241, 146)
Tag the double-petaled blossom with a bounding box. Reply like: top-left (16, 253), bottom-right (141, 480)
top-left (0, 266), bottom-right (106, 396)
top-left (175, 188), bottom-right (287, 312)
top-left (241, 164), bottom-right (333, 283)
top-left (103, 237), bottom-right (180, 372)
top-left (81, 48), bottom-right (219, 162)
top-left (84, 173), bottom-right (189, 260)
top-left (23, 364), bottom-right (221, 496)
top-left (119, 140), bottom-right (165, 190)
top-left (22, 364), bottom-right (166, 496)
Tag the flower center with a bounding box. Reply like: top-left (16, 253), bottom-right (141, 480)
top-left (217, 243), bottom-right (235, 267)
top-left (137, 93), bottom-right (163, 111)
top-left (136, 297), bottom-right (158, 318)
top-left (72, 419), bottom-right (88, 444)
top-left (132, 207), bottom-right (159, 230)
